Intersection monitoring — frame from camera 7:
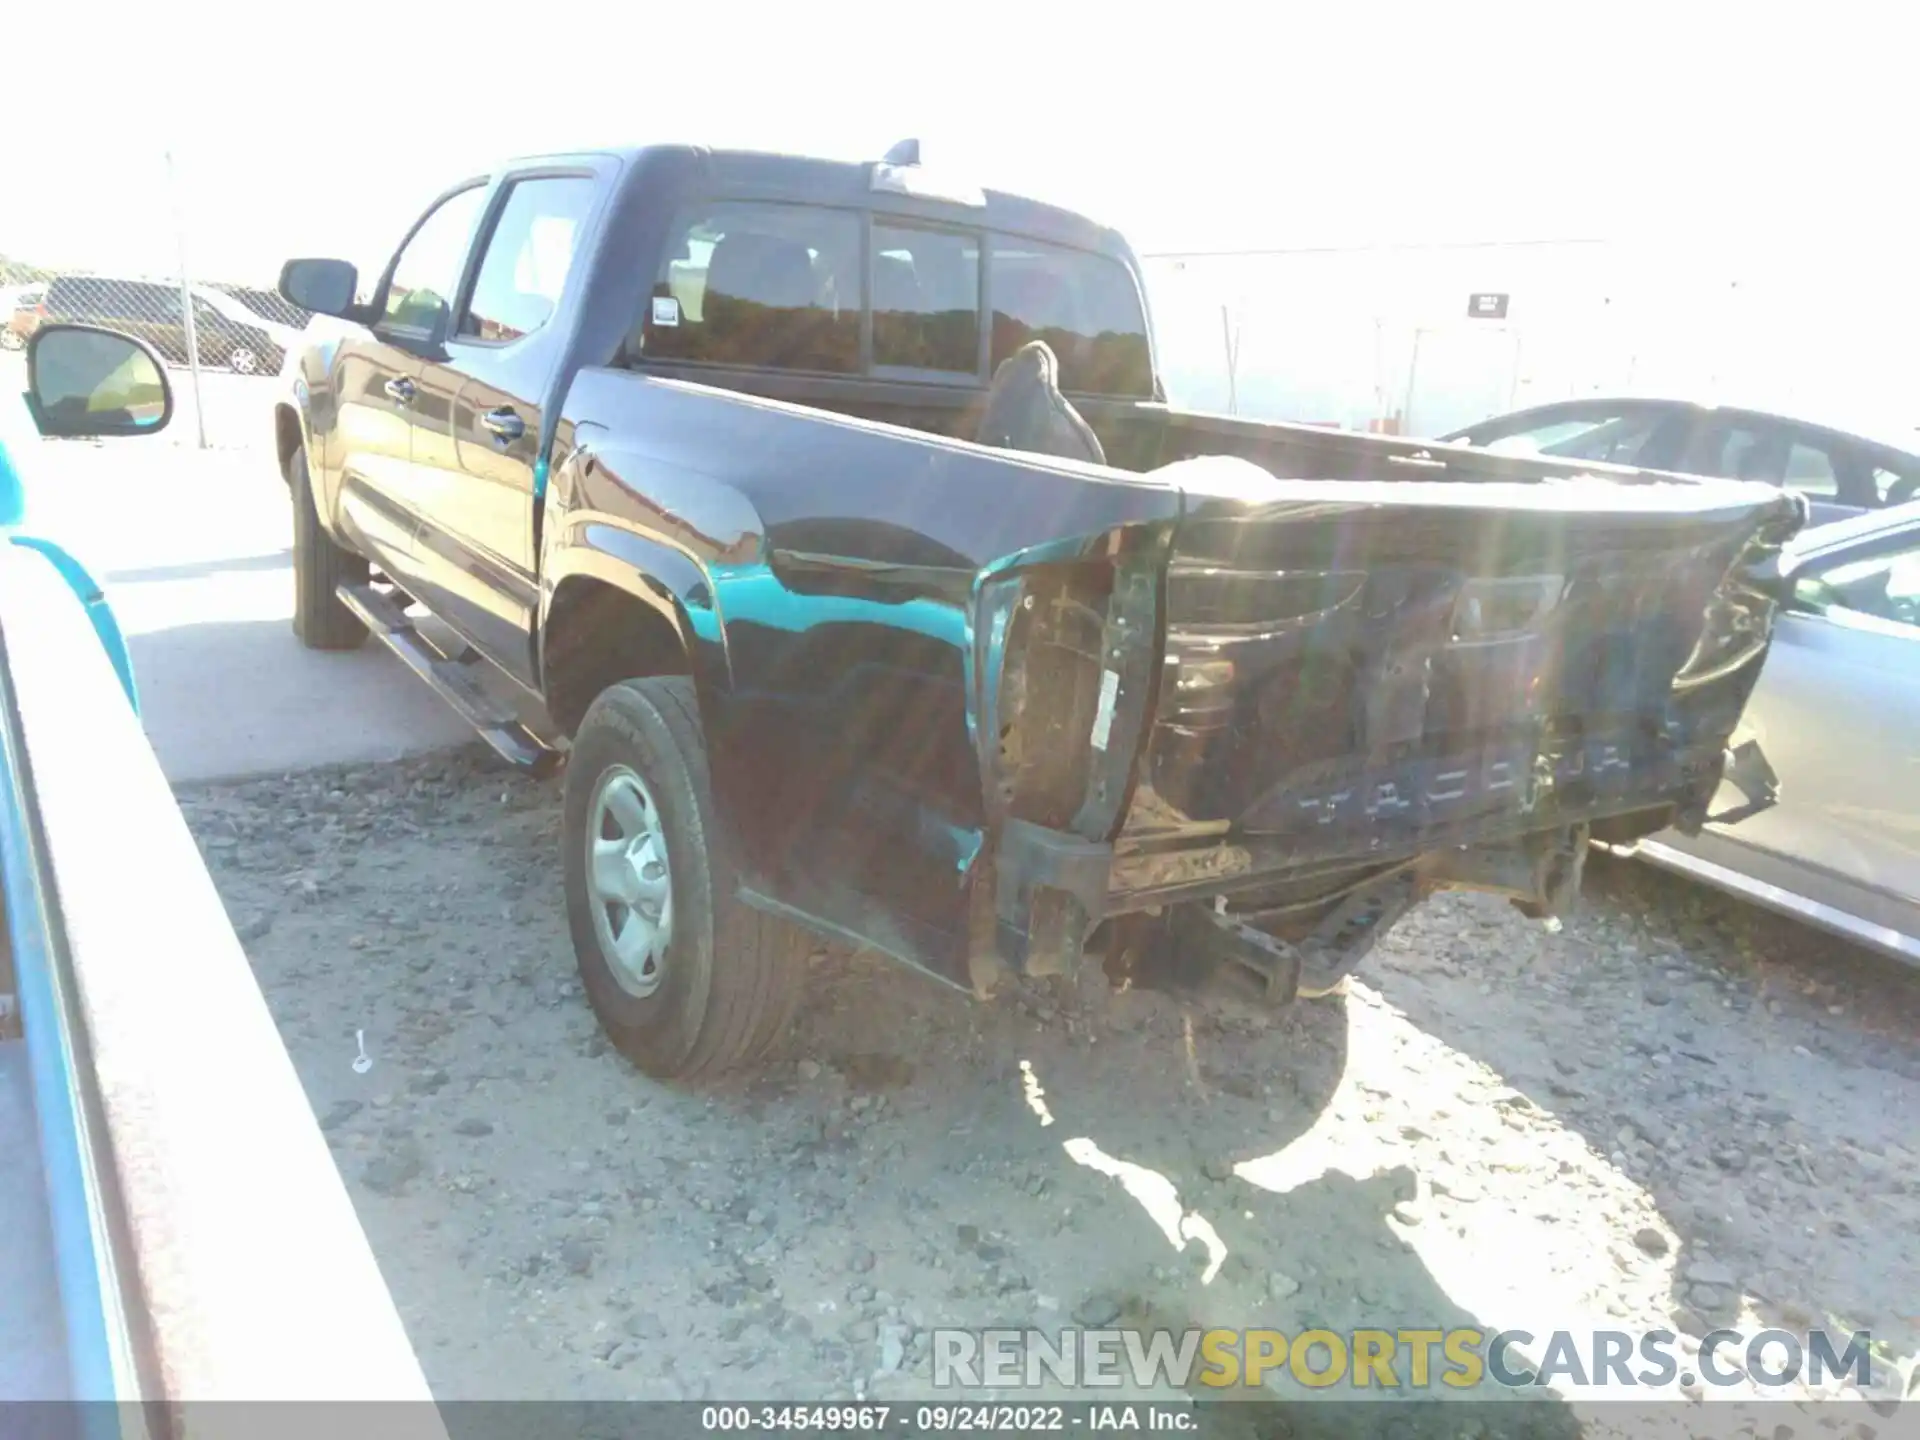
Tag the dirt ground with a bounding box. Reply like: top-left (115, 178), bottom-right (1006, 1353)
top-left (179, 746), bottom-right (1920, 1431)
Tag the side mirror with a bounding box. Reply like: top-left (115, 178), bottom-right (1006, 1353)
top-left (24, 325), bottom-right (172, 438)
top-left (278, 258), bottom-right (361, 320)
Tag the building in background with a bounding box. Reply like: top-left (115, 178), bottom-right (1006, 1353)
top-left (1143, 236), bottom-right (1920, 445)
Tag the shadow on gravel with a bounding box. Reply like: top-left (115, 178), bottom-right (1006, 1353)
top-left (717, 952), bottom-right (1578, 1434)
top-left (1367, 849), bottom-right (1920, 1397)
top-left (1580, 849), bottom-right (1920, 1045)
top-left (185, 750), bottom-right (1897, 1417)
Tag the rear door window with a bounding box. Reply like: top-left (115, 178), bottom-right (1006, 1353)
top-left (1692, 422), bottom-right (1788, 483)
top-left (1782, 438), bottom-right (1843, 498)
top-left (122, 283), bottom-right (180, 326)
top-left (637, 202), bottom-right (860, 374)
top-left (871, 223), bottom-right (980, 379)
top-left (989, 238), bottom-right (1152, 397)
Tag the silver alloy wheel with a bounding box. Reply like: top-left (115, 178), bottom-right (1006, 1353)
top-left (586, 764), bottom-right (674, 997)
top-left (228, 347), bottom-right (258, 373)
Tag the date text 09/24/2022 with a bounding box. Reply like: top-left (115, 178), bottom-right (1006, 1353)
top-left (700, 1405), bottom-right (1196, 1432)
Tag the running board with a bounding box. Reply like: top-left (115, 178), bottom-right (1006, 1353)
top-left (336, 583), bottom-right (561, 775)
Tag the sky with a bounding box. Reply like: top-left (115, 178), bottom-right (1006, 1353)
top-left (2, 0), bottom-right (1905, 286)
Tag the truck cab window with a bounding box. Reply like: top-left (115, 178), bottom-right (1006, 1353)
top-left (459, 177), bottom-right (597, 344)
top-left (381, 185), bottom-right (487, 337)
top-left (636, 202), bottom-right (860, 374)
top-left (989, 239), bottom-right (1151, 397)
top-left (871, 224), bottom-right (980, 378)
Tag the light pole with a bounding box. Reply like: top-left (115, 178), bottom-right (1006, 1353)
top-left (164, 149), bottom-right (207, 450)
top-left (1221, 303), bottom-right (1241, 416)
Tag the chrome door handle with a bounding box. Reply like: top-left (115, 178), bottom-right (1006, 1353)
top-left (481, 408), bottom-right (525, 442)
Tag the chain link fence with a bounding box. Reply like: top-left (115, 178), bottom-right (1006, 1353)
top-left (1, 258), bottom-right (309, 451)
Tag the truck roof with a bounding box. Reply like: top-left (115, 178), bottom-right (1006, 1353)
top-left (500, 144), bottom-right (1137, 263)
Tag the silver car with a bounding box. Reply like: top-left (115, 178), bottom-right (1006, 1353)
top-left (1631, 500), bottom-right (1920, 963)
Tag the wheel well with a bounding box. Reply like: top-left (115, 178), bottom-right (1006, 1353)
top-left (274, 404), bottom-right (302, 483)
top-left (543, 577), bottom-right (691, 736)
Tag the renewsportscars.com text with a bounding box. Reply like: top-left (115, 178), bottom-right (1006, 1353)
top-left (931, 1326), bottom-right (1880, 1391)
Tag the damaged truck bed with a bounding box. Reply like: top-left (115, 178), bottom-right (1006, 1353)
top-left (558, 378), bottom-right (1800, 1007)
top-left (274, 139), bottom-right (1804, 1075)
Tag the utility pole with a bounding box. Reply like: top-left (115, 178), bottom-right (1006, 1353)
top-left (1220, 303), bottom-right (1241, 416)
top-left (164, 149), bottom-right (208, 450)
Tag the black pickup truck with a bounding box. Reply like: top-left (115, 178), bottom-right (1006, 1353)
top-left (274, 140), bottom-right (1803, 1078)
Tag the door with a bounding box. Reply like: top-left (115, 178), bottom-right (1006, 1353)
top-left (408, 172), bottom-right (599, 679)
top-left (328, 182), bottom-right (489, 591)
top-left (1701, 529), bottom-right (1920, 916)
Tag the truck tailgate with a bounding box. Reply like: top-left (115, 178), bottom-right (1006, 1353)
top-left (1118, 470), bottom-right (1804, 881)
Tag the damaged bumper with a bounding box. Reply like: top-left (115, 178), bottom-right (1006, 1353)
top-left (975, 475), bottom-right (1805, 992)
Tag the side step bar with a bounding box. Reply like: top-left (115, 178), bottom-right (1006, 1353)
top-left (336, 582), bottom-right (561, 775)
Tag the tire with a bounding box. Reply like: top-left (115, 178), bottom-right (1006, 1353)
top-left (227, 347), bottom-right (259, 374)
top-left (564, 676), bottom-right (807, 1079)
top-left (289, 448), bottom-right (368, 650)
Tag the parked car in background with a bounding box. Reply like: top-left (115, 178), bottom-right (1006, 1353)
top-left (1, 283), bottom-right (45, 350)
top-left (189, 283), bottom-right (306, 359)
top-left (1441, 397), bottom-right (1920, 525)
top-left (1625, 499), bottom-right (1920, 965)
top-left (209, 283), bottom-right (313, 331)
top-left (40, 276), bottom-right (287, 375)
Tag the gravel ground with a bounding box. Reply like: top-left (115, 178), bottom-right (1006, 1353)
top-left (179, 746), bottom-right (1920, 1430)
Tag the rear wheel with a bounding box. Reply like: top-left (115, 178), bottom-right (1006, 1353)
top-left (563, 676), bottom-right (807, 1079)
top-left (289, 448), bottom-right (368, 650)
